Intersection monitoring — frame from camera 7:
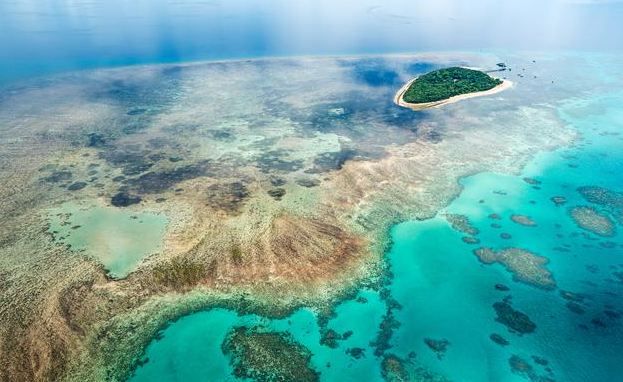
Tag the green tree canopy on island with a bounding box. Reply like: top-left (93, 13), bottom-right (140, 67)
top-left (403, 67), bottom-right (502, 103)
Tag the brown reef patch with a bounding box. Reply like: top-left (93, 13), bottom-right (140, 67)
top-left (569, 205), bottom-right (616, 237)
top-left (424, 338), bottom-right (450, 359)
top-left (494, 301), bottom-right (537, 335)
top-left (473, 247), bottom-right (555, 290)
top-left (510, 214), bottom-right (537, 227)
top-left (577, 185), bottom-right (623, 224)
top-left (444, 213), bottom-right (480, 236)
top-left (222, 326), bottom-right (319, 382)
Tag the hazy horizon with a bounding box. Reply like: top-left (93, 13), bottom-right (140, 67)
top-left (1, 0), bottom-right (621, 85)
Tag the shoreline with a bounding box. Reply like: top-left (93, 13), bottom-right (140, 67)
top-left (394, 77), bottom-right (513, 111)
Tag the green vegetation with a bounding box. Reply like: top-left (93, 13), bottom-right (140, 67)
top-left (403, 67), bottom-right (502, 104)
top-left (222, 326), bottom-right (320, 382)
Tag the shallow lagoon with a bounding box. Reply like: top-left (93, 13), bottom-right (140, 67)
top-left (48, 203), bottom-right (168, 278)
top-left (131, 68), bottom-right (623, 381)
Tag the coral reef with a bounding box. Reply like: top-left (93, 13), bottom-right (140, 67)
top-left (473, 247), bottom-right (555, 289)
top-left (444, 214), bottom-right (480, 236)
top-left (0, 55), bottom-right (575, 381)
top-left (569, 205), bottom-right (616, 237)
top-left (490, 333), bottom-right (510, 346)
top-left (424, 338), bottom-right (450, 359)
top-left (222, 326), bottom-right (319, 382)
top-left (510, 214), bottom-right (537, 227)
top-left (493, 301), bottom-right (537, 335)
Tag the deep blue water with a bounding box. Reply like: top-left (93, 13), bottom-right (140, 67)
top-left (2, 0), bottom-right (623, 86)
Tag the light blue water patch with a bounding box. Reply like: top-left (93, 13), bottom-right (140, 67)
top-left (130, 309), bottom-right (263, 382)
top-left (48, 203), bottom-right (168, 278)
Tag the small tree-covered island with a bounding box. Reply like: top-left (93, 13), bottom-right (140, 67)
top-left (395, 66), bottom-right (510, 110)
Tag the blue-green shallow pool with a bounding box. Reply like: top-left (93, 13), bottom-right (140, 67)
top-left (130, 90), bottom-right (623, 381)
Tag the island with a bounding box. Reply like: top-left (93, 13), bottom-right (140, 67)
top-left (394, 67), bottom-right (511, 110)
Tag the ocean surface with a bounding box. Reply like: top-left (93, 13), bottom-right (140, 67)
top-left (1, 0), bottom-right (622, 86)
top-left (2, 1), bottom-right (623, 381)
top-left (129, 74), bottom-right (623, 381)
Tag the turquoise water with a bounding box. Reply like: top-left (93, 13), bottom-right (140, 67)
top-left (131, 79), bottom-right (623, 380)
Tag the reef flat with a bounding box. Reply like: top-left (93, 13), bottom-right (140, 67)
top-left (0, 53), bottom-right (580, 381)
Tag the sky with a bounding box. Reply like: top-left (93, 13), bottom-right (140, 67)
top-left (0, 0), bottom-right (621, 85)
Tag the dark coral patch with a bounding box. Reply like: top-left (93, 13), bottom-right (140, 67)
top-left (523, 177), bottom-right (541, 185)
top-left (99, 149), bottom-right (154, 176)
top-left (86, 132), bottom-right (107, 147)
top-left (43, 171), bottom-right (72, 183)
top-left (267, 188), bottom-right (286, 200)
top-left (67, 182), bottom-right (87, 191)
top-left (126, 161), bottom-right (216, 194)
top-left (256, 150), bottom-right (304, 173)
top-left (111, 192), bottom-right (141, 207)
top-left (346, 347), bottom-right (365, 359)
top-left (371, 297), bottom-right (402, 357)
top-left (490, 333), bottom-right (510, 346)
top-left (424, 338), bottom-right (450, 359)
top-left (270, 177), bottom-right (286, 187)
top-left (206, 182), bottom-right (249, 212)
top-left (307, 148), bottom-right (359, 173)
top-left (493, 301), bottom-right (536, 335)
top-left (495, 284), bottom-right (510, 292)
top-left (222, 326), bottom-right (319, 382)
top-left (509, 354), bottom-right (556, 382)
top-left (320, 329), bottom-right (341, 349)
top-left (296, 178), bottom-right (320, 188)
